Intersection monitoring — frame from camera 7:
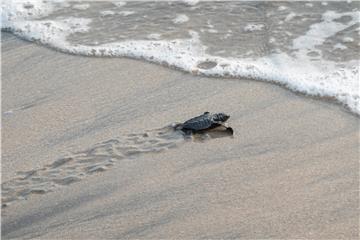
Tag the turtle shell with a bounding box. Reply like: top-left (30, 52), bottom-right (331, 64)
top-left (182, 112), bottom-right (217, 131)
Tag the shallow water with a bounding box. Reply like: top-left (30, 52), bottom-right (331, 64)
top-left (2, 1), bottom-right (360, 114)
top-left (63, 1), bottom-right (359, 61)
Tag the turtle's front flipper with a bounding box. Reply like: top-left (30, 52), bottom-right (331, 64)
top-left (208, 124), bottom-right (234, 135)
top-left (225, 127), bottom-right (234, 135)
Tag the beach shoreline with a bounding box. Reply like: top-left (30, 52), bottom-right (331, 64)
top-left (3, 30), bottom-right (358, 118)
top-left (2, 33), bottom-right (359, 239)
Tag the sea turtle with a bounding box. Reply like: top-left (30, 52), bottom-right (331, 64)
top-left (175, 112), bottom-right (233, 135)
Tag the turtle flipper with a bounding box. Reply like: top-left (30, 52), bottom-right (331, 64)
top-left (226, 127), bottom-right (234, 135)
top-left (181, 129), bottom-right (193, 136)
top-left (172, 123), bottom-right (184, 131)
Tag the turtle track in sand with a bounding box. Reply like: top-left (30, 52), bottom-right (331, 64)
top-left (1, 126), bottom-right (185, 208)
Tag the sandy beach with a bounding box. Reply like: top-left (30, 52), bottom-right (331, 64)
top-left (2, 32), bottom-right (359, 239)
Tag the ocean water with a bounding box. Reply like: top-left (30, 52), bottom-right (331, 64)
top-left (2, 0), bottom-right (360, 114)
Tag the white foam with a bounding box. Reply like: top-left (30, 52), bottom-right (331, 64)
top-left (112, 1), bottom-right (126, 8)
top-left (285, 12), bottom-right (297, 22)
top-left (6, 17), bottom-right (91, 47)
top-left (334, 43), bottom-right (348, 50)
top-left (2, 2), bottom-right (359, 115)
top-left (1, 0), bottom-right (55, 29)
top-left (173, 14), bottom-right (189, 24)
top-left (146, 33), bottom-right (161, 40)
top-left (100, 10), bottom-right (116, 17)
top-left (118, 11), bottom-right (134, 16)
top-left (208, 29), bottom-right (218, 33)
top-left (206, 20), bottom-right (214, 29)
top-left (293, 11), bottom-right (359, 56)
top-left (223, 33), bottom-right (232, 39)
top-left (269, 37), bottom-right (276, 43)
top-left (182, 0), bottom-right (199, 6)
top-left (72, 4), bottom-right (90, 10)
top-left (342, 37), bottom-right (354, 43)
top-left (244, 23), bottom-right (265, 32)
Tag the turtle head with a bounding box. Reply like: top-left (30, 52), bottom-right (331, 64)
top-left (212, 113), bottom-right (230, 123)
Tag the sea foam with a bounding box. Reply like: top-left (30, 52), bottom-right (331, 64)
top-left (2, 1), bottom-right (359, 115)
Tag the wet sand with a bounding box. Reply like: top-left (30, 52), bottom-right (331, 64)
top-left (2, 32), bottom-right (359, 239)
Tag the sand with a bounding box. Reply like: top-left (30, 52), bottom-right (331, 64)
top-left (1, 32), bottom-right (359, 239)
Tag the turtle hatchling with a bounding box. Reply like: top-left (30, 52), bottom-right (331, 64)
top-left (175, 112), bottom-right (233, 135)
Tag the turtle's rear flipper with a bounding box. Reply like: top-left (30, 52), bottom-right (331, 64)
top-left (171, 123), bottom-right (183, 130)
top-left (182, 129), bottom-right (194, 136)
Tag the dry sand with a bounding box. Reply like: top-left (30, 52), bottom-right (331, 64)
top-left (2, 32), bottom-right (359, 239)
